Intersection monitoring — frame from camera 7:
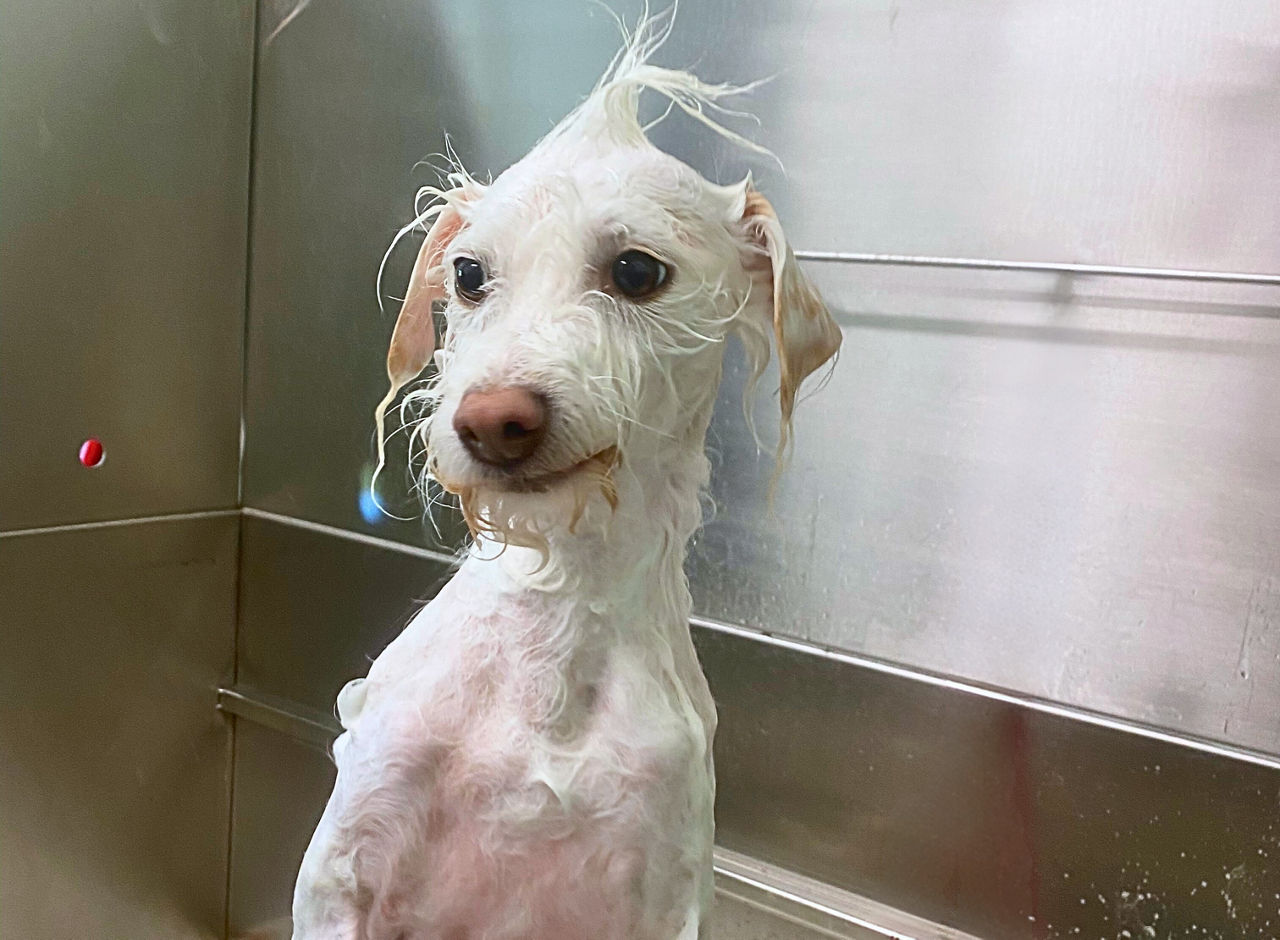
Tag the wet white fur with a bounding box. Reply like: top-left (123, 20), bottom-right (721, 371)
top-left (291, 11), bottom-right (838, 940)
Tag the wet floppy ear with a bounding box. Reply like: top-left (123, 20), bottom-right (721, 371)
top-left (737, 183), bottom-right (842, 454)
top-left (373, 194), bottom-right (469, 475)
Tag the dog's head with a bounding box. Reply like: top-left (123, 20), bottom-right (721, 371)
top-left (376, 20), bottom-right (840, 544)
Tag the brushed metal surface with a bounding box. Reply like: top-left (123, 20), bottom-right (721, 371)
top-left (794, 251), bottom-right (1280, 287)
top-left (648, 0), bottom-right (1280, 272)
top-left (0, 0), bottom-right (254, 531)
top-left (234, 516), bottom-right (1280, 940)
top-left (693, 262), bottom-right (1280, 754)
top-left (0, 515), bottom-right (238, 940)
top-left (226, 721), bottom-right (337, 939)
top-left (236, 511), bottom-right (455, 713)
top-left (240, 0), bottom-right (1280, 756)
top-left (698, 625), bottom-right (1280, 940)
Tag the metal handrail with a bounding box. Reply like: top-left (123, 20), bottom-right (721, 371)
top-left (793, 250), bottom-right (1280, 287)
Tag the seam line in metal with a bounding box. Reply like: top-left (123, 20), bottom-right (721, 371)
top-left (241, 507), bottom-right (460, 566)
top-left (0, 508), bottom-right (239, 541)
top-left (793, 250), bottom-right (1280, 286)
top-left (692, 615), bottom-right (1280, 771)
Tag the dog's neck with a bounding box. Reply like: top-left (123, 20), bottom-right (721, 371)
top-left (468, 419), bottom-right (714, 647)
top-left (482, 453), bottom-right (704, 598)
top-left (451, 394), bottom-right (720, 744)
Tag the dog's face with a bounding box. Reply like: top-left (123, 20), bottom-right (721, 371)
top-left (376, 66), bottom-right (841, 541)
top-left (428, 146), bottom-right (748, 494)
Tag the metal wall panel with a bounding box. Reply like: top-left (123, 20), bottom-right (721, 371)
top-left (700, 627), bottom-right (1280, 940)
top-left (239, 0), bottom-right (1280, 755)
top-left (693, 263), bottom-right (1280, 755)
top-left (0, 515), bottom-right (238, 940)
top-left (227, 721), bottom-right (336, 939)
top-left (236, 511), bottom-right (454, 712)
top-left (0, 0), bottom-right (254, 531)
top-left (651, 0), bottom-right (1280, 272)
top-left (230, 516), bottom-right (1280, 940)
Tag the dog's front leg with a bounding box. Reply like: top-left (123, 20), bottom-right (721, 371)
top-left (678, 869), bottom-right (714, 940)
top-left (291, 762), bottom-right (367, 940)
top-left (293, 706), bottom-right (440, 940)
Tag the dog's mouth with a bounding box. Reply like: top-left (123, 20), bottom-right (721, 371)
top-left (489, 445), bottom-right (620, 495)
top-left (437, 446), bottom-right (620, 496)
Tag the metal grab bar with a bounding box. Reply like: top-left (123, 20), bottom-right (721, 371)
top-left (793, 250), bottom-right (1280, 287)
top-left (217, 686), bottom-right (340, 749)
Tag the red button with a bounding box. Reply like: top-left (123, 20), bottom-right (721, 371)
top-left (79, 438), bottom-right (104, 468)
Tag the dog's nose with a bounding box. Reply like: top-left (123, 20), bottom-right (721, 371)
top-left (453, 386), bottom-right (549, 467)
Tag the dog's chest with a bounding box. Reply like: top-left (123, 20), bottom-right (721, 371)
top-left (296, 556), bottom-right (717, 938)
top-left (343, 573), bottom-right (706, 833)
top-left (328, 580), bottom-right (709, 936)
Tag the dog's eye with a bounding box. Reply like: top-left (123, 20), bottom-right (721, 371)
top-left (611, 250), bottom-right (668, 299)
top-left (453, 257), bottom-right (488, 301)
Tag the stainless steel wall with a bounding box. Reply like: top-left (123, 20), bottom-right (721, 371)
top-left (0, 0), bottom-right (254, 936)
top-left (0, 516), bottom-right (239, 940)
top-left (243, 0), bottom-right (1280, 750)
top-left (695, 263), bottom-right (1280, 754)
top-left (1, 1), bottom-right (253, 528)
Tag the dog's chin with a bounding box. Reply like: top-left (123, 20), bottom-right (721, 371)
top-left (435, 447), bottom-right (621, 544)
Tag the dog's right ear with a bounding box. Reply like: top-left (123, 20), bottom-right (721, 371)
top-left (374, 190), bottom-right (473, 475)
top-left (734, 181), bottom-right (842, 454)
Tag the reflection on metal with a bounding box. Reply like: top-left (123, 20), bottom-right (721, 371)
top-left (694, 259), bottom-right (1280, 754)
top-left (695, 615), bottom-right (1280, 773)
top-left (794, 250), bottom-right (1280, 288)
top-left (0, 515), bottom-right (238, 939)
top-left (233, 517), bottom-right (1280, 940)
top-left (226, 723), bottom-right (337, 939)
top-left (697, 626), bottom-right (1280, 940)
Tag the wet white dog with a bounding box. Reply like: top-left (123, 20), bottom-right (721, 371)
top-left (291, 16), bottom-right (840, 940)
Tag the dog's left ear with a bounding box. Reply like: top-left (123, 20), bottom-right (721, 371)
top-left (738, 185), bottom-right (842, 446)
top-left (374, 191), bottom-right (471, 473)
top-left (386, 200), bottom-right (467, 396)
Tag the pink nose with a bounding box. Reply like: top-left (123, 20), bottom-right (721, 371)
top-left (452, 386), bottom-right (549, 467)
